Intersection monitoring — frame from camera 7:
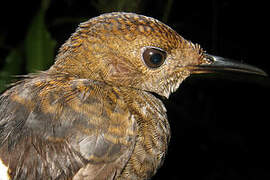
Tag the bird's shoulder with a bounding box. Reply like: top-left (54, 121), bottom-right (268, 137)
top-left (0, 72), bottom-right (137, 180)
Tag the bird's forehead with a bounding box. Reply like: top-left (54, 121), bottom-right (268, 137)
top-left (79, 12), bottom-right (183, 50)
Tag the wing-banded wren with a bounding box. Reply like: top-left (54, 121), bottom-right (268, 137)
top-left (0, 12), bottom-right (267, 180)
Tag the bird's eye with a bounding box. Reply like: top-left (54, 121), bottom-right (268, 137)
top-left (142, 47), bottom-right (167, 68)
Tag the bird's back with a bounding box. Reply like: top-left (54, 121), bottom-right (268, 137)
top-left (0, 72), bottom-right (170, 180)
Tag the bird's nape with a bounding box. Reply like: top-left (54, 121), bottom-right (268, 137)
top-left (189, 54), bottom-right (267, 77)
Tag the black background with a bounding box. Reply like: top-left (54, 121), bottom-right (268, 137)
top-left (0, 0), bottom-right (269, 179)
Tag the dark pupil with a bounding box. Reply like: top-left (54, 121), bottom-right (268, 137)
top-left (150, 53), bottom-right (163, 65)
top-left (142, 47), bottom-right (166, 68)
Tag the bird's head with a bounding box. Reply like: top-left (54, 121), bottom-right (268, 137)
top-left (50, 12), bottom-right (266, 98)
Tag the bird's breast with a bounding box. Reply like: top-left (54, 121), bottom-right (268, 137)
top-left (118, 90), bottom-right (170, 179)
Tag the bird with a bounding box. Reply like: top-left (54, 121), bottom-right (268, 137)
top-left (0, 12), bottom-right (266, 180)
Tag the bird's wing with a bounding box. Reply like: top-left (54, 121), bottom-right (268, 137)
top-left (0, 74), bottom-right (137, 180)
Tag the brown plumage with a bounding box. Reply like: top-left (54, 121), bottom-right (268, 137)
top-left (0, 12), bottom-right (266, 180)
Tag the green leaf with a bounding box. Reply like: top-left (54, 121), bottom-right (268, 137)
top-left (25, 7), bottom-right (56, 73)
top-left (0, 49), bottom-right (23, 92)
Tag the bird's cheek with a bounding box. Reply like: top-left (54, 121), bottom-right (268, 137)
top-left (107, 62), bottom-right (130, 77)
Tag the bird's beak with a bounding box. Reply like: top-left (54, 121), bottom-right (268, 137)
top-left (191, 54), bottom-right (267, 77)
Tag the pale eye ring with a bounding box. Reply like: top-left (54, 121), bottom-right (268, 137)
top-left (142, 47), bottom-right (167, 68)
